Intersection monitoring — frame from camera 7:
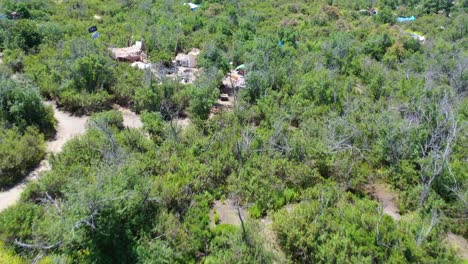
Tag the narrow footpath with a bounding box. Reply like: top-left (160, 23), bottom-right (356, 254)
top-left (0, 103), bottom-right (144, 212)
top-left (0, 102), bottom-right (88, 211)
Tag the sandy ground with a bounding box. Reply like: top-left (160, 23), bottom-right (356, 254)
top-left (209, 199), bottom-right (247, 227)
top-left (0, 102), bottom-right (88, 212)
top-left (175, 118), bottom-right (190, 129)
top-left (114, 106), bottom-right (143, 129)
top-left (446, 232), bottom-right (468, 260)
top-left (365, 183), bottom-right (402, 221)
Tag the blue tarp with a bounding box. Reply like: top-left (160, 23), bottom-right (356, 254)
top-left (91, 32), bottom-right (100, 39)
top-left (397, 16), bottom-right (416, 22)
top-left (278, 40), bottom-right (284, 48)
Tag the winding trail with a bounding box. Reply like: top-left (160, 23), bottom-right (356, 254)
top-left (114, 105), bottom-right (143, 129)
top-left (0, 103), bottom-right (144, 212)
top-left (0, 102), bottom-right (88, 212)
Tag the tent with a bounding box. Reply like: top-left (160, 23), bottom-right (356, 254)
top-left (174, 49), bottom-right (200, 68)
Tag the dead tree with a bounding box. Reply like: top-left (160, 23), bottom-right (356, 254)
top-left (416, 209), bottom-right (439, 246)
top-left (416, 93), bottom-right (458, 206)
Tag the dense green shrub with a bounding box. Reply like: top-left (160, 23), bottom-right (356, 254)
top-left (0, 127), bottom-right (45, 188)
top-left (0, 78), bottom-right (56, 137)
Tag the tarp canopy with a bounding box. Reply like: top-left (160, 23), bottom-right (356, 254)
top-left (235, 64), bottom-right (245, 70)
top-left (110, 41), bottom-right (145, 62)
top-left (184, 3), bottom-right (199, 10)
top-left (397, 16), bottom-right (416, 22)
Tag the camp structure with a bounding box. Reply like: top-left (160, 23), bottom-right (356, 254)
top-left (110, 41), bottom-right (146, 62)
top-left (397, 16), bottom-right (416, 22)
top-left (184, 2), bottom-right (199, 11)
top-left (174, 48), bottom-right (200, 68)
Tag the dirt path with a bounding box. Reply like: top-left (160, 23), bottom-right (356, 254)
top-left (0, 101), bottom-right (88, 212)
top-left (365, 183), bottom-right (402, 221)
top-left (209, 199), bottom-right (247, 227)
top-left (114, 106), bottom-right (143, 129)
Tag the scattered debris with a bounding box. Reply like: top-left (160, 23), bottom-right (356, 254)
top-left (404, 30), bottom-right (426, 43)
top-left (131, 61), bottom-right (151, 70)
top-left (88, 26), bottom-right (97, 33)
top-left (220, 93), bottom-right (229, 101)
top-left (174, 48), bottom-right (200, 68)
top-left (397, 16), bottom-right (416, 22)
top-left (93, 15), bottom-right (102, 21)
top-left (128, 48), bottom-right (200, 84)
top-left (110, 41), bottom-right (146, 62)
top-left (223, 69), bottom-right (245, 90)
top-left (171, 49), bottom-right (201, 83)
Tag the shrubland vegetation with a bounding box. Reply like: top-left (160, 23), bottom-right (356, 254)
top-left (0, 77), bottom-right (54, 188)
top-left (0, 0), bottom-right (466, 263)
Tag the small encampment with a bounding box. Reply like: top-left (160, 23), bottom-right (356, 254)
top-left (110, 41), bottom-right (146, 62)
top-left (174, 49), bottom-right (200, 68)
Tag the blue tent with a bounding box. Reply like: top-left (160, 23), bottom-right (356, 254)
top-left (397, 16), bottom-right (416, 22)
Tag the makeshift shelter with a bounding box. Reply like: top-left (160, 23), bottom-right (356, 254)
top-left (110, 41), bottom-right (146, 62)
top-left (175, 49), bottom-right (200, 68)
top-left (397, 16), bottom-right (416, 22)
top-left (184, 2), bottom-right (199, 11)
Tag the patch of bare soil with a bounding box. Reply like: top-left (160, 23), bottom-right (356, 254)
top-left (365, 183), bottom-right (402, 221)
top-left (0, 102), bottom-right (88, 212)
top-left (175, 118), bottom-right (191, 129)
top-left (446, 232), bottom-right (468, 260)
top-left (114, 106), bottom-right (143, 129)
top-left (209, 199), bottom-right (247, 227)
top-left (45, 101), bottom-right (88, 153)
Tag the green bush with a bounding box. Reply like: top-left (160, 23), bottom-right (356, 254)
top-left (89, 110), bottom-right (124, 130)
top-left (0, 78), bottom-right (56, 138)
top-left (0, 127), bottom-right (45, 188)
